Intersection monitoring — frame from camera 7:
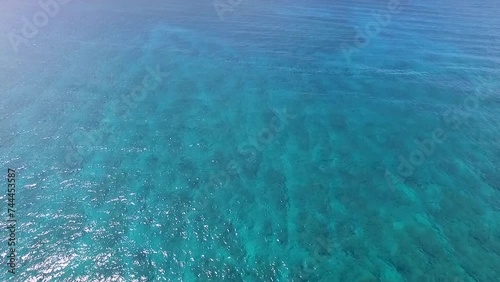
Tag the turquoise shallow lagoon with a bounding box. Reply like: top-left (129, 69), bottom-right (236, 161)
top-left (1, 0), bottom-right (499, 281)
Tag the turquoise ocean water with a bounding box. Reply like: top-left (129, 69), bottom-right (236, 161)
top-left (1, 0), bottom-right (499, 281)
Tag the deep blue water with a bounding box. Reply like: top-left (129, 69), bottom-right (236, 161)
top-left (1, 0), bottom-right (499, 281)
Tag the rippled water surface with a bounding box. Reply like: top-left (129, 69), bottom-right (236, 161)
top-left (1, 0), bottom-right (499, 281)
